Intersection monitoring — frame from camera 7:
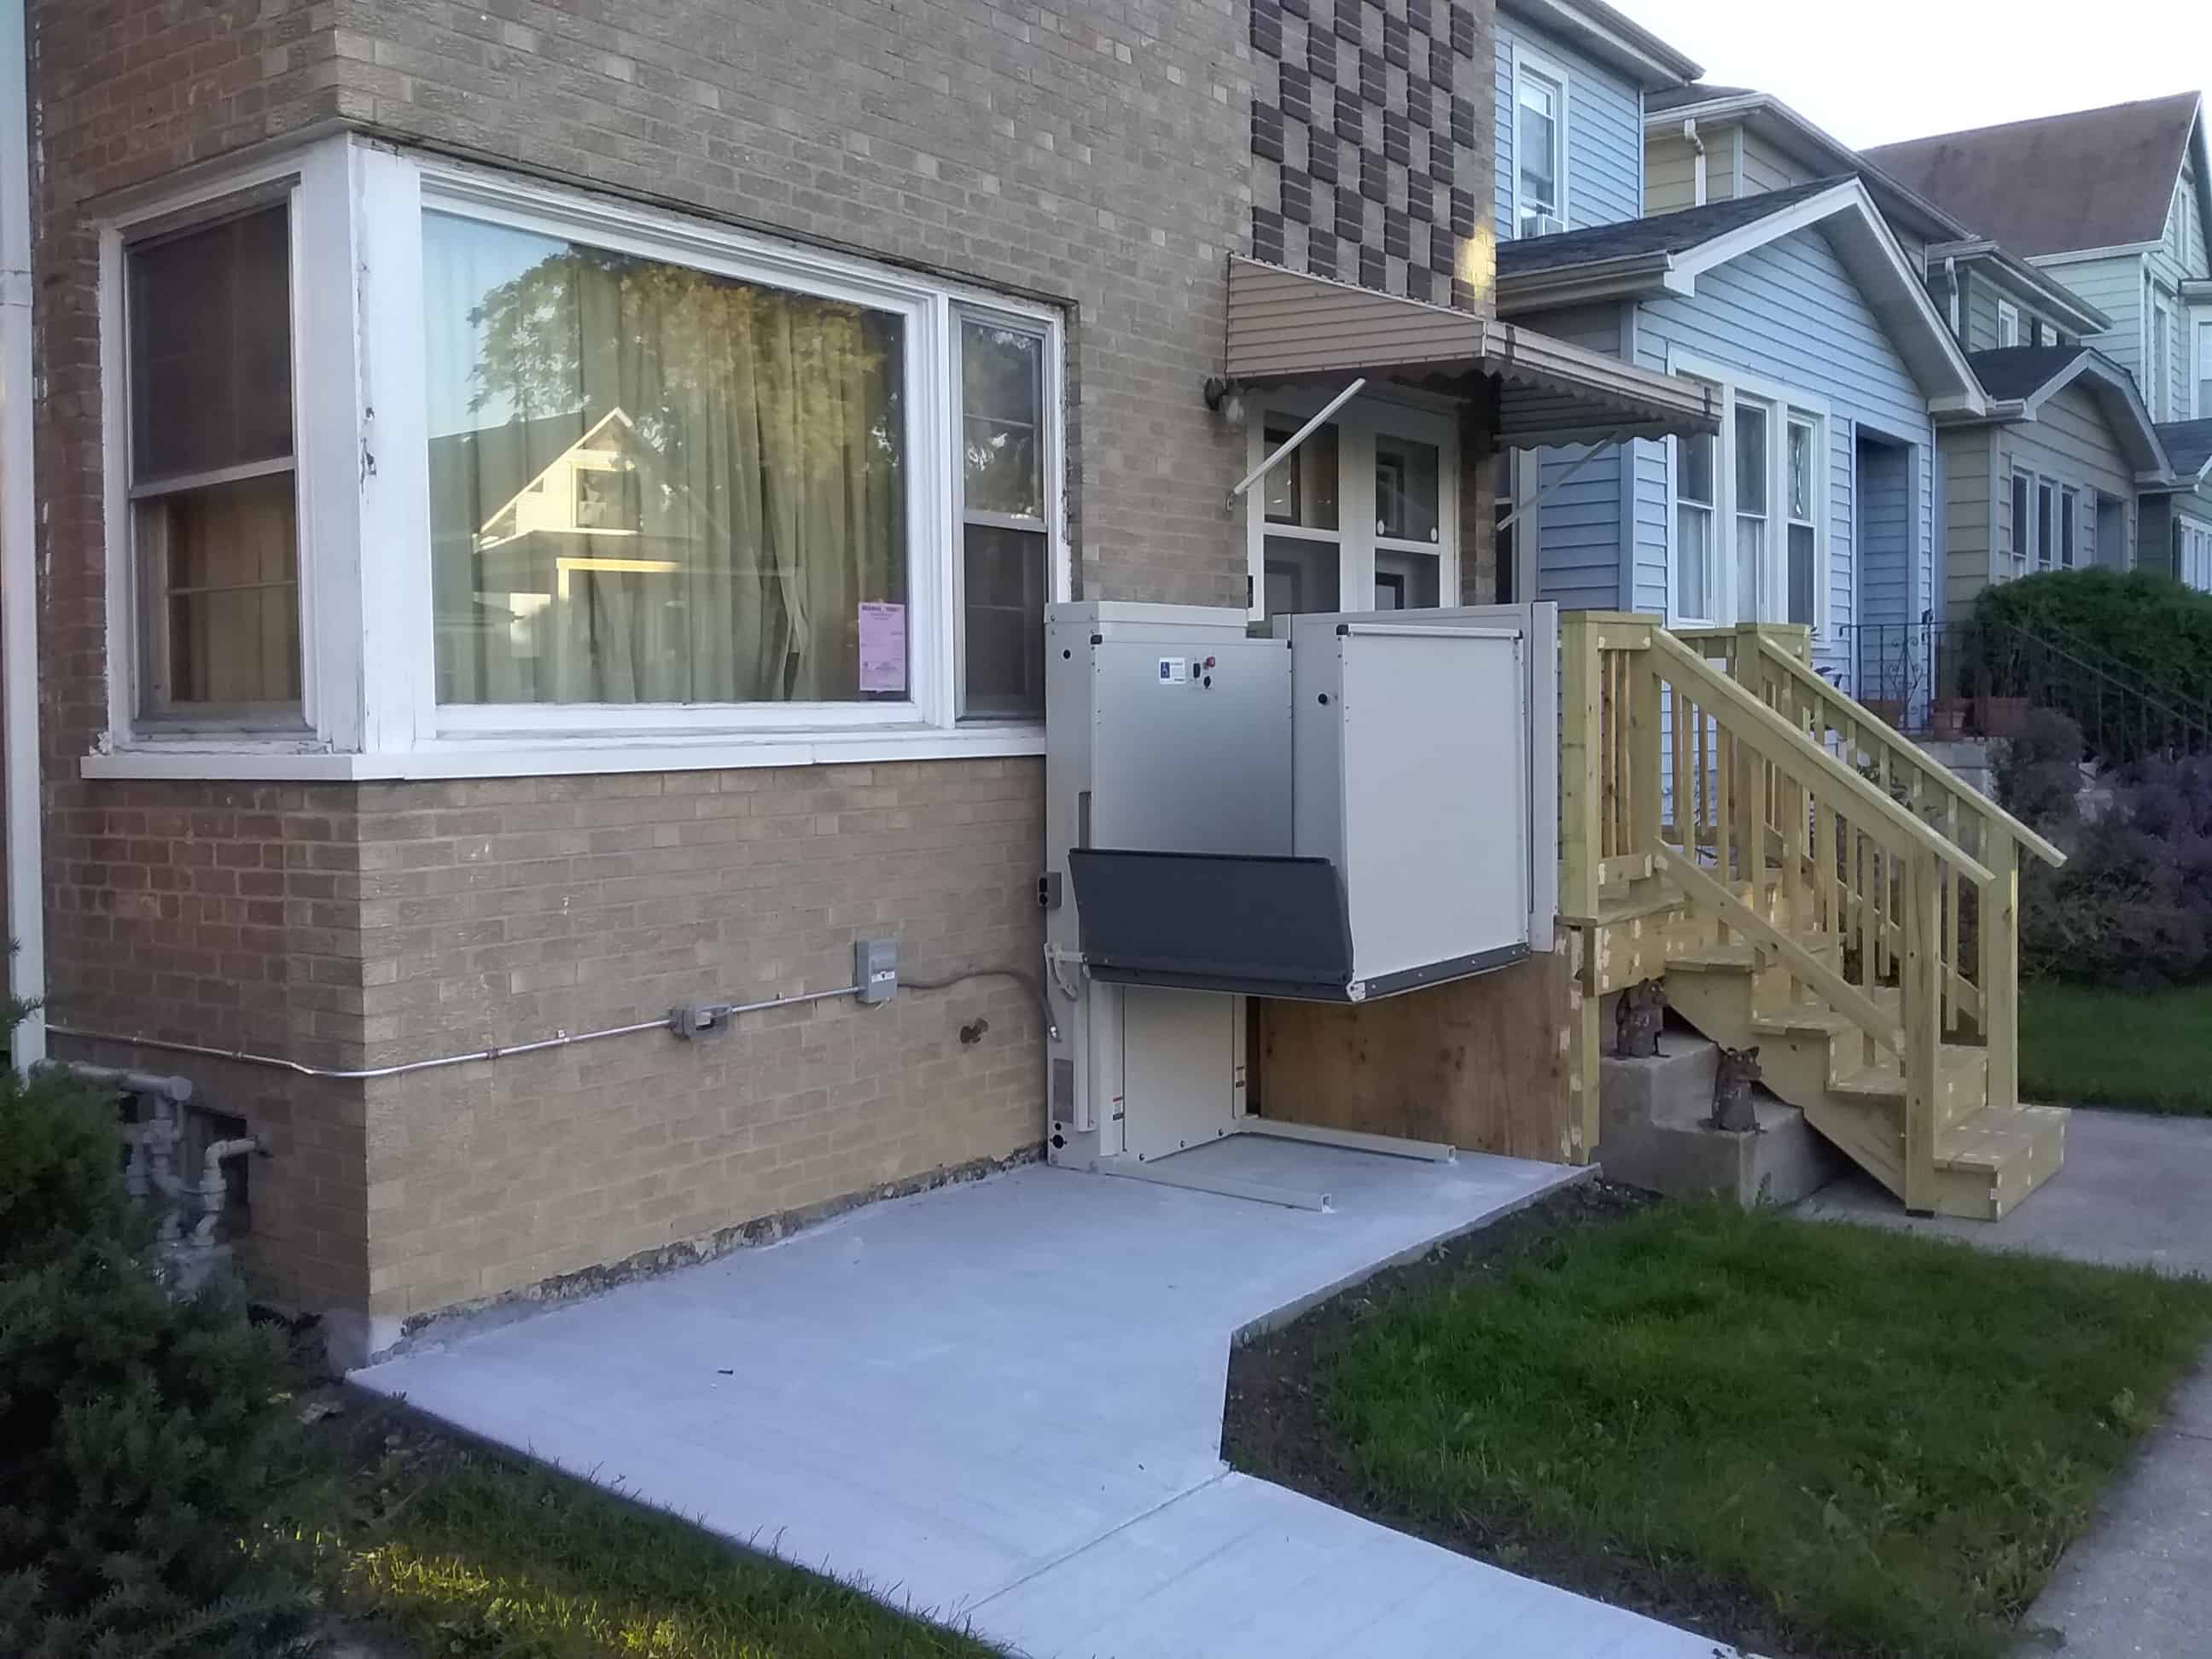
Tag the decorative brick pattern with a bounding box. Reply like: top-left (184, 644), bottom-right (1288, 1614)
top-left (1248, 0), bottom-right (1494, 306)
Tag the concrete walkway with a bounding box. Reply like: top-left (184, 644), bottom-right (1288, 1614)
top-left (355, 1138), bottom-right (1721, 1657)
top-left (1799, 1109), bottom-right (2212, 1657)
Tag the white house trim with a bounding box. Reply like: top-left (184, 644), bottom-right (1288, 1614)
top-left (1508, 42), bottom-right (1573, 239)
top-left (1665, 347), bottom-right (1834, 637)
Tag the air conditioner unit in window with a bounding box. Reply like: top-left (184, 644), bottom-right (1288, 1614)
top-left (1519, 212), bottom-right (1565, 240)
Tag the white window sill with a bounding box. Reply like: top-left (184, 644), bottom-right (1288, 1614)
top-left (79, 722), bottom-right (1046, 783)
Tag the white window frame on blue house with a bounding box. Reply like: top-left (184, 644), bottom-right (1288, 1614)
top-left (1510, 44), bottom-right (1571, 241)
top-left (1664, 351), bottom-right (1830, 635)
top-left (1995, 300), bottom-right (2020, 348)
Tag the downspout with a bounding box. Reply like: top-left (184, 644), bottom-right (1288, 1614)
top-left (0, 0), bottom-right (42, 1070)
top-left (1681, 119), bottom-right (1706, 207)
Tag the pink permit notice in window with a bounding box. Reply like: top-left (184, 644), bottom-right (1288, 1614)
top-left (859, 602), bottom-right (907, 694)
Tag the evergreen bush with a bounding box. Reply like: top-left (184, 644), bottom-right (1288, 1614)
top-left (1974, 567), bottom-right (2212, 708)
top-left (0, 1014), bottom-right (324, 1657)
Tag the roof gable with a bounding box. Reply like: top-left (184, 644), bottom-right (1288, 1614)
top-left (1866, 94), bottom-right (2205, 258)
top-left (2158, 419), bottom-right (2212, 485)
top-left (1496, 179), bottom-right (1985, 410)
top-left (1964, 347), bottom-right (2168, 474)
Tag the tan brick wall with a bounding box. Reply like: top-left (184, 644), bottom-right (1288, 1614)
top-left (26, 0), bottom-right (1508, 1345)
top-left (352, 760), bottom-right (1044, 1323)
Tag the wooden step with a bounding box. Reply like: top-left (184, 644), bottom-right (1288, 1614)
top-left (1933, 1103), bottom-right (2069, 1220)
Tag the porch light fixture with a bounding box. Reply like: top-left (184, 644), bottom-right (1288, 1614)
top-left (1202, 375), bottom-right (1247, 426)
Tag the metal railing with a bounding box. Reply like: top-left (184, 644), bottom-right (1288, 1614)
top-left (1842, 620), bottom-right (2212, 764)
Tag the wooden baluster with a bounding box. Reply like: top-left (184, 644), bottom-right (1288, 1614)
top-left (1559, 617), bottom-right (1603, 920)
top-left (1983, 836), bottom-right (2020, 1112)
top-left (1903, 849), bottom-right (1942, 1214)
top-left (1715, 729), bottom-right (1735, 891)
top-left (1670, 684), bottom-right (1689, 857)
top-left (1942, 794), bottom-right (1961, 1035)
top-left (1875, 748), bottom-right (1893, 984)
top-left (1633, 651), bottom-right (1662, 858)
top-left (1817, 796), bottom-right (1839, 972)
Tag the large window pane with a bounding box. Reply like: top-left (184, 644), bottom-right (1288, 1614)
top-left (1676, 504), bottom-right (1711, 620)
top-left (1261, 422), bottom-right (1340, 529)
top-left (1375, 435), bottom-right (1440, 542)
top-left (1679, 430), bottom-right (1714, 509)
top-left (128, 205), bottom-right (301, 718)
top-left (963, 323), bottom-right (1042, 519)
top-left (1375, 550), bottom-right (1440, 608)
top-left (963, 524), bottom-right (1045, 718)
top-left (1262, 534), bottom-right (1341, 618)
top-left (129, 206), bottom-right (293, 483)
top-left (424, 212), bottom-right (907, 706)
top-left (1735, 403), bottom-right (1769, 516)
top-left (140, 473), bottom-right (300, 706)
top-left (1787, 523), bottom-right (1816, 626)
top-left (1517, 74), bottom-right (1560, 219)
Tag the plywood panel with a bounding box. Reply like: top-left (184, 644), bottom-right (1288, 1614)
top-left (1253, 945), bottom-right (1574, 1163)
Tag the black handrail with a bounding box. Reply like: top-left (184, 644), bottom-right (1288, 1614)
top-left (1841, 619), bottom-right (2212, 765)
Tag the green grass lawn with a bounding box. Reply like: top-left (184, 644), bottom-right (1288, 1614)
top-left (1229, 1196), bottom-right (2212, 1659)
top-left (317, 1406), bottom-right (998, 1659)
top-left (2021, 981), bottom-right (2212, 1115)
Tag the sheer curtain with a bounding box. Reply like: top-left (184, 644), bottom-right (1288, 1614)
top-left (426, 213), bottom-right (905, 707)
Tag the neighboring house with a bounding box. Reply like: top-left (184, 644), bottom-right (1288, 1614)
top-left (2142, 420), bottom-right (2212, 588)
top-left (20, 0), bottom-right (1720, 1363)
top-left (1499, 179), bottom-right (1983, 689)
top-left (1640, 84), bottom-right (1971, 270)
top-left (1492, 0), bottom-right (1702, 241)
top-left (1869, 96), bottom-right (2212, 594)
top-left (1926, 346), bottom-right (2166, 623)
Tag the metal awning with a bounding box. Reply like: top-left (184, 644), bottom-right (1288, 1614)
top-left (1224, 255), bottom-right (1719, 446)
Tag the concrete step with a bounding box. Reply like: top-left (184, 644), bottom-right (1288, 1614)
top-left (1598, 1030), bottom-right (1847, 1208)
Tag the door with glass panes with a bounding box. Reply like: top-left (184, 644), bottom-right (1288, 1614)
top-left (1245, 397), bottom-right (1458, 620)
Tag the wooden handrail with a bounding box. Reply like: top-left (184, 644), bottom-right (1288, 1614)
top-left (1651, 845), bottom-right (1904, 1057)
top-left (1745, 635), bottom-right (2066, 870)
top-left (1649, 632), bottom-right (1996, 888)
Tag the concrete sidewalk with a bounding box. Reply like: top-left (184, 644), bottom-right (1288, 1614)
top-left (355, 1139), bottom-right (1723, 1658)
top-left (1798, 1108), bottom-right (2212, 1657)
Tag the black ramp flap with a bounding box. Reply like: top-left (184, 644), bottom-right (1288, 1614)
top-left (1066, 848), bottom-right (1355, 1001)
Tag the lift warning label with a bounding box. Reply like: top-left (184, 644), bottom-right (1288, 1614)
top-left (1156, 657), bottom-right (1188, 684)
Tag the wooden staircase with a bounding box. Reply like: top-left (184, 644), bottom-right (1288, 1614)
top-left (1560, 617), bottom-right (2069, 1220)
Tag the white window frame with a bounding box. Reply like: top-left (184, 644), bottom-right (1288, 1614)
top-left (2005, 468), bottom-right (2034, 582)
top-left (2151, 289), bottom-right (2176, 421)
top-left (1664, 351), bottom-right (1830, 634)
top-left (2193, 311), bottom-right (2212, 418)
top-left (2034, 476), bottom-right (2057, 572)
top-left (2181, 518), bottom-right (2212, 591)
top-left (1995, 299), bottom-right (2020, 348)
top-left (1243, 389), bottom-right (1459, 621)
top-left (90, 134), bottom-right (1069, 780)
top-left (2059, 485), bottom-right (2080, 570)
top-left (1668, 404), bottom-right (1720, 628)
top-left (1510, 44), bottom-right (1571, 239)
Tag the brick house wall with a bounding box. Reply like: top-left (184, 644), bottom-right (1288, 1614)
top-left (28, 0), bottom-right (1502, 1359)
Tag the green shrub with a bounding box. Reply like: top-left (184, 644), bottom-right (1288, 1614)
top-left (1974, 568), bottom-right (2212, 711)
top-left (0, 1033), bottom-right (324, 1657)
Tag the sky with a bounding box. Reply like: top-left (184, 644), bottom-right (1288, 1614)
top-left (1615, 0), bottom-right (2212, 149)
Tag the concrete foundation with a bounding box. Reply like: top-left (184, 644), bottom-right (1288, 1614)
top-left (1599, 1029), bottom-right (1846, 1208)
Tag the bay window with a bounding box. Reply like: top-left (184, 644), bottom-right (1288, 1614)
top-left (94, 136), bottom-right (1066, 778)
top-left (1666, 356), bottom-right (1825, 632)
top-left (1246, 398), bottom-right (1455, 621)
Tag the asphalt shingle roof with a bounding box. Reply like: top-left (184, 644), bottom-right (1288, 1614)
top-left (1496, 178), bottom-right (1847, 277)
top-left (1865, 94), bottom-right (2203, 258)
top-left (2161, 419), bottom-right (2212, 480)
top-left (1966, 346), bottom-right (2088, 403)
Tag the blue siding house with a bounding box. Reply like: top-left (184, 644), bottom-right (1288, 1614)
top-left (1487, 4), bottom-right (1986, 694)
